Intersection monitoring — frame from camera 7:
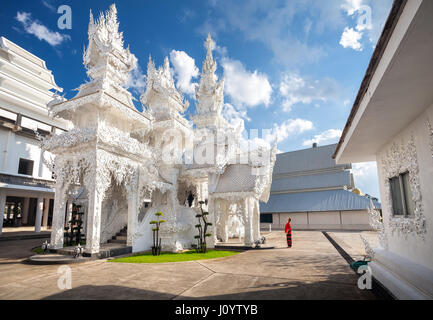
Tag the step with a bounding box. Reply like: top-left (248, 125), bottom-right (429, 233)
top-left (214, 244), bottom-right (275, 251)
top-left (113, 235), bottom-right (127, 241)
top-left (27, 254), bottom-right (92, 265)
top-left (52, 244), bottom-right (132, 259)
top-left (108, 239), bottom-right (127, 244)
top-left (116, 231), bottom-right (127, 237)
top-left (0, 232), bottom-right (50, 242)
top-left (90, 245), bottom-right (132, 259)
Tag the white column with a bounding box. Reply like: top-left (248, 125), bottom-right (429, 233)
top-left (66, 201), bottom-right (73, 225)
top-left (221, 201), bottom-right (229, 243)
top-left (206, 197), bottom-right (216, 249)
top-left (244, 197), bottom-right (254, 246)
top-left (0, 191), bottom-right (6, 235)
top-left (252, 199), bottom-right (260, 242)
top-left (42, 198), bottom-right (49, 228)
top-left (34, 196), bottom-right (44, 232)
top-left (2, 131), bottom-right (11, 172)
top-left (22, 197), bottom-right (29, 225)
top-left (127, 188), bottom-right (137, 247)
top-left (85, 179), bottom-right (104, 255)
top-left (50, 184), bottom-right (68, 249)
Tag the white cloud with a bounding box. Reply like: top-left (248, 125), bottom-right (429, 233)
top-left (237, 118), bottom-right (313, 159)
top-left (169, 50), bottom-right (199, 96)
top-left (352, 162), bottom-right (380, 199)
top-left (41, 0), bottom-right (56, 12)
top-left (223, 103), bottom-right (313, 154)
top-left (266, 119), bottom-right (314, 144)
top-left (179, 8), bottom-right (196, 23)
top-left (222, 103), bottom-right (250, 131)
top-left (279, 73), bottom-right (340, 112)
top-left (222, 57), bottom-right (272, 108)
top-left (341, 0), bottom-right (364, 15)
top-left (126, 62), bottom-right (146, 96)
top-left (339, 0), bottom-right (393, 51)
top-left (340, 27), bottom-right (363, 51)
top-left (15, 12), bottom-right (70, 47)
top-left (302, 129), bottom-right (342, 147)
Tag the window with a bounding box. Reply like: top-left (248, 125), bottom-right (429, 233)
top-left (260, 214), bottom-right (273, 223)
top-left (18, 158), bottom-right (34, 175)
top-left (389, 172), bottom-right (414, 216)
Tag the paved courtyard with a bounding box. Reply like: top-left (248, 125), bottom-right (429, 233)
top-left (0, 231), bottom-right (378, 300)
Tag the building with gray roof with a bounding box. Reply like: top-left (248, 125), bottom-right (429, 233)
top-left (260, 143), bottom-right (381, 230)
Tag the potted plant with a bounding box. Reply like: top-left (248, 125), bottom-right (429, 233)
top-left (150, 211), bottom-right (165, 256)
top-left (191, 201), bottom-right (212, 253)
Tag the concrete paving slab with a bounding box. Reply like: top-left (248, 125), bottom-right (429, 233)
top-left (175, 272), bottom-right (376, 300)
top-left (0, 231), bottom-right (380, 300)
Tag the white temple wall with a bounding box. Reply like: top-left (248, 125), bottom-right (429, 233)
top-left (132, 188), bottom-right (198, 253)
top-left (376, 102), bottom-right (433, 270)
top-left (74, 107), bottom-right (98, 128)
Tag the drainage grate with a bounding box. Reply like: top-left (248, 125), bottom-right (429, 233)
top-left (322, 231), bottom-right (354, 264)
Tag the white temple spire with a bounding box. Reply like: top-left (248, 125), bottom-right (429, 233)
top-left (163, 56), bottom-right (171, 78)
top-left (141, 55), bottom-right (189, 120)
top-left (147, 55), bottom-right (155, 77)
top-left (202, 33), bottom-right (217, 75)
top-left (82, 3), bottom-right (136, 88)
top-left (193, 34), bottom-right (226, 129)
top-left (88, 9), bottom-right (95, 32)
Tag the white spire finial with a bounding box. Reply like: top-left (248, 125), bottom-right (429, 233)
top-left (205, 33), bottom-right (215, 53)
top-left (202, 34), bottom-right (217, 75)
top-left (163, 56), bottom-right (170, 71)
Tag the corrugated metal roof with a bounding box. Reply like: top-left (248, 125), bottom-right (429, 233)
top-left (274, 144), bottom-right (349, 175)
top-left (271, 170), bottom-right (351, 192)
top-left (260, 189), bottom-right (381, 213)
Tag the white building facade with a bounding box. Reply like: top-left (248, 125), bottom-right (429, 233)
top-left (335, 0), bottom-right (433, 299)
top-left (0, 36), bottom-right (70, 235)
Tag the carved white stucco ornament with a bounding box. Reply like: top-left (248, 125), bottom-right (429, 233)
top-left (427, 118), bottom-right (433, 158)
top-left (368, 200), bottom-right (387, 249)
top-left (381, 135), bottom-right (426, 238)
top-left (360, 235), bottom-right (375, 261)
top-left (43, 5), bottom-right (276, 254)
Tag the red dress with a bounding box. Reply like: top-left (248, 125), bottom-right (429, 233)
top-left (285, 222), bottom-right (292, 247)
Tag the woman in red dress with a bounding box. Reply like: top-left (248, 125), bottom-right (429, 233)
top-left (285, 218), bottom-right (292, 248)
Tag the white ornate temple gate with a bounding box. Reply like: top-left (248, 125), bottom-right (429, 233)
top-left (43, 4), bottom-right (276, 254)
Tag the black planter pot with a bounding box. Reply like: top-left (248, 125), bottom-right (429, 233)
top-left (201, 244), bottom-right (207, 253)
top-left (151, 246), bottom-right (161, 256)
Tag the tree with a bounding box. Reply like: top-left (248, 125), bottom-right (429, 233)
top-left (191, 201), bottom-right (212, 253)
top-left (150, 211), bottom-right (165, 256)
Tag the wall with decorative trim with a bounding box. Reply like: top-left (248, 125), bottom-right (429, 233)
top-left (376, 102), bottom-right (433, 269)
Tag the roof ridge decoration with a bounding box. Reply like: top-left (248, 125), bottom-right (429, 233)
top-left (140, 55), bottom-right (189, 119)
top-left (83, 4), bottom-right (136, 89)
top-left (193, 34), bottom-right (226, 129)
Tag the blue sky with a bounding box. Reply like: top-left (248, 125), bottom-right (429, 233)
top-left (0, 0), bottom-right (394, 199)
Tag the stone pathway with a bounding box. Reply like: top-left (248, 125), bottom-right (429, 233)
top-left (0, 227), bottom-right (51, 242)
top-left (0, 231), bottom-right (378, 300)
